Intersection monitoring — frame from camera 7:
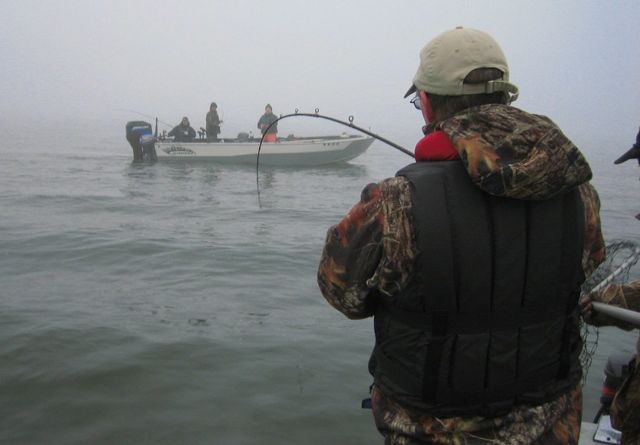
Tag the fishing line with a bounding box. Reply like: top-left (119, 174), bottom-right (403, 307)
top-left (117, 108), bottom-right (174, 129)
top-left (255, 109), bottom-right (414, 202)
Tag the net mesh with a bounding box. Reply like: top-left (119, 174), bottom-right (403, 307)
top-left (580, 240), bottom-right (640, 384)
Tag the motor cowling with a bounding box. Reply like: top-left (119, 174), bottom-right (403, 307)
top-left (126, 121), bottom-right (156, 161)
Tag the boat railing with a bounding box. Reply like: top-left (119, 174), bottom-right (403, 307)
top-left (593, 302), bottom-right (640, 328)
top-left (158, 134), bottom-right (365, 144)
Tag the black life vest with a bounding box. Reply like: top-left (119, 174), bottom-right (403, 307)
top-left (371, 161), bottom-right (585, 418)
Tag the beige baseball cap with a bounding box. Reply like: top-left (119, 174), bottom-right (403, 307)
top-left (404, 27), bottom-right (519, 102)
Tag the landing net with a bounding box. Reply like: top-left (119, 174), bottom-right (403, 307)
top-left (580, 240), bottom-right (640, 383)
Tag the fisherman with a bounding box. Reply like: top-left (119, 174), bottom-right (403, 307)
top-left (257, 104), bottom-right (278, 142)
top-left (581, 127), bottom-right (640, 445)
top-left (205, 102), bottom-right (222, 142)
top-left (317, 27), bottom-right (605, 444)
top-left (168, 116), bottom-right (196, 142)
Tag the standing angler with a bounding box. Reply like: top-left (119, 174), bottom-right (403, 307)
top-left (206, 102), bottom-right (222, 142)
top-left (581, 127), bottom-right (640, 445)
top-left (257, 104), bottom-right (278, 143)
top-left (318, 27), bottom-right (605, 444)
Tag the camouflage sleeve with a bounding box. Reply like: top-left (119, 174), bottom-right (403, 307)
top-left (317, 177), bottom-right (416, 319)
top-left (588, 280), bottom-right (640, 330)
top-left (579, 182), bottom-right (606, 278)
top-left (317, 182), bottom-right (385, 319)
top-left (370, 177), bottom-right (416, 297)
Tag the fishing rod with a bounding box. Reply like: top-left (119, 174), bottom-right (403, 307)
top-left (255, 111), bottom-right (640, 328)
top-left (255, 109), bottom-right (414, 194)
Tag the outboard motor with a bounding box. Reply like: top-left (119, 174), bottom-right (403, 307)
top-left (126, 121), bottom-right (156, 161)
top-left (140, 134), bottom-right (157, 161)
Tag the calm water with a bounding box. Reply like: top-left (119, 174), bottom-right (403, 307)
top-left (0, 117), bottom-right (638, 444)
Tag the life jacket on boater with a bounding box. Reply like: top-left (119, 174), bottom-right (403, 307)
top-left (370, 157), bottom-right (585, 418)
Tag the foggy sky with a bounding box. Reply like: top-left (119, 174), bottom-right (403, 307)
top-left (2, 0), bottom-right (639, 151)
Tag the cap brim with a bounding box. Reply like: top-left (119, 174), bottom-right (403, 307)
top-left (614, 145), bottom-right (640, 164)
top-left (404, 84), bottom-right (417, 98)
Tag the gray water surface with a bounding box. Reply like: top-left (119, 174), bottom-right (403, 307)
top-left (0, 118), bottom-right (638, 444)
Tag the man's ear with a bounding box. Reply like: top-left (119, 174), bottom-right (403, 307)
top-left (419, 90), bottom-right (435, 123)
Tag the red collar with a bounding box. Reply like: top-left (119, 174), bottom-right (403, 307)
top-left (414, 130), bottom-right (459, 162)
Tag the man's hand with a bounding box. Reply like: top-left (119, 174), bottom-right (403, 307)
top-left (579, 295), bottom-right (595, 324)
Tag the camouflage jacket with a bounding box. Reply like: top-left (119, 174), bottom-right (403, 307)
top-left (588, 281), bottom-right (640, 444)
top-left (611, 353), bottom-right (640, 445)
top-left (318, 104), bottom-right (606, 444)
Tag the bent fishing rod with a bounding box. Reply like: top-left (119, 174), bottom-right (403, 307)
top-left (255, 109), bottom-right (414, 191)
top-left (256, 111), bottom-right (640, 329)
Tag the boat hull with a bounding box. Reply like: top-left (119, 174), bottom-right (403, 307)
top-left (153, 136), bottom-right (374, 166)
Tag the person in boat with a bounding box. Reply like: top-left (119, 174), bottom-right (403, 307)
top-left (168, 116), bottom-right (196, 142)
top-left (257, 104), bottom-right (278, 142)
top-left (205, 102), bottom-right (222, 142)
top-left (317, 26), bottom-right (605, 444)
top-left (581, 127), bottom-right (640, 445)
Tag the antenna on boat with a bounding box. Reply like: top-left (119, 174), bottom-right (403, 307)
top-left (255, 109), bottom-right (413, 206)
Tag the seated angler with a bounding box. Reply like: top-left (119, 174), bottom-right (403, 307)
top-left (168, 116), bottom-right (196, 142)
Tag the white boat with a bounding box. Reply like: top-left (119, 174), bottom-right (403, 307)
top-left (155, 135), bottom-right (373, 165)
top-left (126, 121), bottom-right (374, 166)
